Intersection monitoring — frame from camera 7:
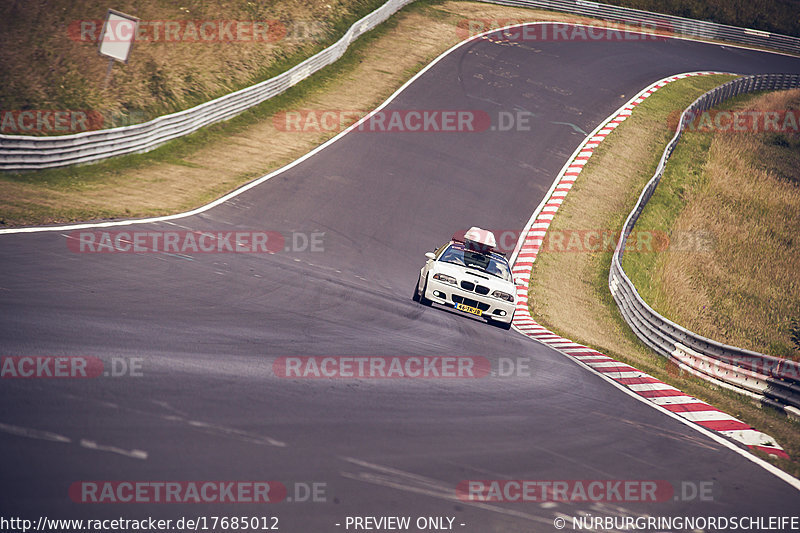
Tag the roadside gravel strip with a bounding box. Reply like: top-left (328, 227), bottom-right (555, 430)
top-left (507, 70), bottom-right (789, 460)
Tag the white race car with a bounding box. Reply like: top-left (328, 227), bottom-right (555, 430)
top-left (413, 227), bottom-right (517, 329)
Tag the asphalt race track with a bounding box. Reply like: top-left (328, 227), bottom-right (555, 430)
top-left (2, 26), bottom-right (800, 532)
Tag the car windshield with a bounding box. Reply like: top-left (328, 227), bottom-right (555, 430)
top-left (438, 244), bottom-right (512, 281)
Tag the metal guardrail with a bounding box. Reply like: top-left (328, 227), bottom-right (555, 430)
top-left (608, 73), bottom-right (800, 419)
top-left (3, 0), bottom-right (800, 171)
top-left (0, 0), bottom-right (414, 171)
top-left (479, 0), bottom-right (800, 54)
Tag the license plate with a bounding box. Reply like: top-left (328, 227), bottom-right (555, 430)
top-left (456, 303), bottom-right (482, 316)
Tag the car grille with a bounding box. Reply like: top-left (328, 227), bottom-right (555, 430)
top-left (460, 280), bottom-right (489, 295)
top-left (452, 295), bottom-right (490, 312)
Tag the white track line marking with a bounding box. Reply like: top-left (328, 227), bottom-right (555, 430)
top-left (648, 395), bottom-right (706, 406)
top-left (0, 422), bottom-right (71, 443)
top-left (0, 421), bottom-right (147, 460)
top-left (628, 382), bottom-right (678, 392)
top-left (79, 439), bottom-right (148, 460)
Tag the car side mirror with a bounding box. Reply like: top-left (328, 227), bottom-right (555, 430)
top-left (514, 276), bottom-right (526, 286)
top-left (425, 252), bottom-right (436, 261)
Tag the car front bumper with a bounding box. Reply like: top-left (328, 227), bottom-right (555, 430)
top-left (424, 277), bottom-right (515, 324)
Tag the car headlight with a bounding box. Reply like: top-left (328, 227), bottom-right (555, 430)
top-left (491, 290), bottom-right (513, 302)
top-left (433, 273), bottom-right (457, 285)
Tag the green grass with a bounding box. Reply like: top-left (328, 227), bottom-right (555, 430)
top-left (621, 88), bottom-right (800, 359)
top-left (620, 129), bottom-right (713, 300)
top-left (527, 74), bottom-right (800, 476)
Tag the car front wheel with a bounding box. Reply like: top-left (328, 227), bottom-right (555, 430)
top-left (418, 275), bottom-right (432, 306)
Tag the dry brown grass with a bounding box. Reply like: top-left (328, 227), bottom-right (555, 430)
top-left (0, 5), bottom-right (458, 225)
top-left (528, 77), bottom-right (800, 474)
top-left (0, 0), bottom-right (686, 128)
top-left (0, 1), bottom-right (683, 227)
top-left (635, 89), bottom-right (800, 359)
top-left (0, 0), bottom-right (382, 122)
